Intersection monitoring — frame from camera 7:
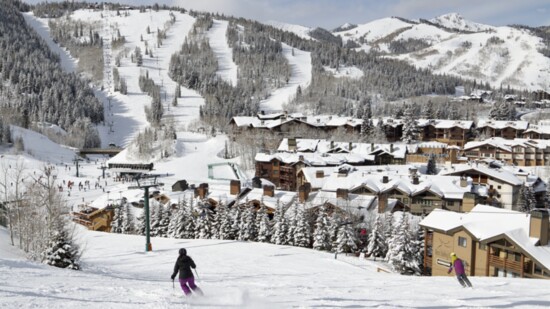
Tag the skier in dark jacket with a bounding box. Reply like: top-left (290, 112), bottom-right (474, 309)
top-left (448, 252), bottom-right (473, 287)
top-left (171, 248), bottom-right (203, 296)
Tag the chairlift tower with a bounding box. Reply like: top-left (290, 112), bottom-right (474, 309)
top-left (128, 176), bottom-right (164, 252)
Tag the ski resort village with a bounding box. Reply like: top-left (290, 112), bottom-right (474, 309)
top-left (3, 0), bottom-right (550, 308)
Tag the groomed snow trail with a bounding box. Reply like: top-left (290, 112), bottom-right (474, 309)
top-left (206, 20), bottom-right (238, 86)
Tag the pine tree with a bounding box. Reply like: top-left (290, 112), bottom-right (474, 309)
top-left (545, 179), bottom-right (550, 208)
top-left (157, 204), bottom-right (171, 237)
top-left (293, 204), bottom-right (311, 248)
top-left (313, 204), bottom-right (332, 251)
top-left (256, 205), bottom-right (272, 243)
top-left (42, 220), bottom-right (80, 270)
top-left (520, 185), bottom-right (536, 213)
top-left (367, 214), bottom-right (386, 260)
top-left (401, 103), bottom-right (418, 144)
top-left (110, 205), bottom-right (123, 234)
top-left (230, 204), bottom-right (242, 240)
top-left (286, 204), bottom-right (297, 246)
top-left (182, 198), bottom-right (196, 239)
top-left (149, 203), bottom-right (161, 237)
top-left (168, 200), bottom-right (186, 238)
top-left (135, 47), bottom-right (143, 66)
top-left (329, 214), bottom-right (342, 251)
top-left (426, 154), bottom-right (437, 175)
top-left (136, 210), bottom-right (146, 236)
top-left (336, 219), bottom-right (358, 253)
top-left (196, 207), bottom-right (213, 239)
top-left (217, 203), bottom-right (233, 240)
top-left (386, 213), bottom-right (421, 275)
top-left (238, 205), bottom-right (257, 241)
top-left (121, 203), bottom-right (135, 234)
top-left (272, 204), bottom-right (288, 245)
top-left (411, 222), bottom-right (425, 275)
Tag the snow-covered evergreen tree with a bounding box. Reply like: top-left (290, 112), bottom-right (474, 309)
top-left (256, 204), bottom-right (272, 243)
top-left (230, 204), bottom-right (242, 240)
top-left (157, 203), bottom-right (171, 237)
top-left (121, 203), bottom-right (135, 234)
top-left (195, 205), bottom-right (214, 239)
top-left (42, 220), bottom-right (80, 270)
top-left (271, 204), bottom-right (289, 245)
top-left (286, 204), bottom-right (297, 246)
top-left (168, 200), bottom-right (186, 238)
top-left (426, 154), bottom-right (437, 175)
top-left (411, 222), bottom-right (425, 275)
top-left (386, 213), bottom-right (421, 275)
top-left (401, 103), bottom-right (418, 144)
top-left (182, 198), bottom-right (197, 239)
top-left (367, 214), bottom-right (386, 260)
top-left (110, 204), bottom-right (123, 234)
top-left (313, 204), bottom-right (332, 251)
top-left (217, 203), bottom-right (234, 240)
top-left (238, 204), bottom-right (258, 241)
top-left (336, 219), bottom-right (359, 253)
top-left (293, 204), bottom-right (311, 248)
top-left (210, 204), bottom-right (221, 239)
top-left (136, 210), bottom-right (146, 236)
top-left (149, 203), bottom-right (160, 237)
top-left (520, 185), bottom-right (537, 213)
top-left (329, 214), bottom-right (342, 251)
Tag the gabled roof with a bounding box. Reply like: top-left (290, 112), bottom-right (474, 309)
top-left (439, 163), bottom-right (523, 186)
top-left (420, 205), bottom-right (550, 271)
top-left (417, 119), bottom-right (474, 130)
top-left (476, 120), bottom-right (529, 130)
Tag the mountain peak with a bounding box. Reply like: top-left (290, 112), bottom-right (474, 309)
top-left (429, 12), bottom-right (492, 32)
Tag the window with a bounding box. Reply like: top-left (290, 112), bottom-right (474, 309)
top-left (458, 236), bottom-right (467, 247)
top-left (497, 185), bottom-right (501, 189)
top-left (272, 161), bottom-right (279, 166)
top-left (479, 243), bottom-right (487, 250)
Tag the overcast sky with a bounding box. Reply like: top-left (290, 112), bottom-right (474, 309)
top-left (24, 0), bottom-right (550, 29)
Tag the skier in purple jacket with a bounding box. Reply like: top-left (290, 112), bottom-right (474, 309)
top-left (448, 252), bottom-right (473, 287)
top-left (171, 248), bottom-right (204, 296)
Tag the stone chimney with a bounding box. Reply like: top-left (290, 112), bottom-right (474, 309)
top-left (336, 188), bottom-right (349, 200)
top-left (195, 183), bottom-right (209, 199)
top-left (460, 176), bottom-right (468, 188)
top-left (252, 176), bottom-right (262, 188)
top-left (263, 185), bottom-right (275, 197)
top-left (378, 193), bottom-right (388, 213)
top-left (348, 142), bottom-right (353, 151)
top-left (530, 209), bottom-right (550, 246)
top-left (382, 175), bottom-right (389, 183)
top-left (288, 137), bottom-right (297, 152)
top-left (330, 141), bottom-right (334, 149)
top-left (316, 170), bottom-right (324, 178)
top-left (230, 180), bottom-right (241, 195)
top-left (390, 143), bottom-right (394, 153)
top-left (299, 155), bottom-right (305, 162)
top-left (299, 183), bottom-right (311, 203)
top-left (412, 175), bottom-right (420, 185)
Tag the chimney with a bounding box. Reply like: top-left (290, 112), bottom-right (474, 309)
top-left (230, 180), bottom-right (241, 195)
top-left (348, 142), bottom-right (353, 151)
top-left (412, 176), bottom-right (420, 185)
top-left (196, 183), bottom-right (209, 199)
top-left (288, 137), bottom-right (297, 152)
top-left (382, 175), bottom-right (389, 183)
top-left (460, 176), bottom-right (468, 188)
top-left (371, 142), bottom-right (375, 150)
top-left (330, 141), bottom-right (334, 149)
top-left (316, 170), bottom-right (324, 178)
top-left (390, 144), bottom-right (394, 152)
top-left (263, 185), bottom-right (275, 197)
top-left (336, 188), bottom-right (349, 200)
top-left (378, 193), bottom-right (388, 213)
top-left (530, 209), bottom-right (550, 246)
top-left (252, 176), bottom-right (262, 188)
top-left (299, 183), bottom-right (311, 203)
top-left (261, 110), bottom-right (265, 115)
top-left (299, 155), bottom-right (304, 162)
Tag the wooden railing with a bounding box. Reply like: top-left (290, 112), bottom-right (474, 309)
top-left (489, 255), bottom-right (523, 273)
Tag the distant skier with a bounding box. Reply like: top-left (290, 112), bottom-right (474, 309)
top-left (448, 252), bottom-right (473, 288)
top-left (171, 248), bottom-right (204, 296)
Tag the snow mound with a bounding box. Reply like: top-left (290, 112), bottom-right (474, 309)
top-left (265, 20), bottom-right (312, 40)
top-left (429, 13), bottom-right (492, 32)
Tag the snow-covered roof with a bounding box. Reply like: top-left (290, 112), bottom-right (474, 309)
top-left (524, 125), bottom-right (550, 135)
top-left (417, 119), bottom-right (473, 130)
top-left (464, 138), bottom-right (550, 152)
top-left (277, 138), bottom-right (408, 159)
top-left (439, 163), bottom-right (523, 186)
top-left (420, 205), bottom-right (550, 270)
top-left (255, 151), bottom-right (374, 166)
top-left (476, 120), bottom-right (529, 130)
top-left (243, 187), bottom-right (297, 209)
top-left (319, 168), bottom-right (472, 200)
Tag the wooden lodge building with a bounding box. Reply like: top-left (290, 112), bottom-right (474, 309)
top-left (421, 205), bottom-right (550, 279)
top-left (463, 138), bottom-right (550, 167)
top-left (416, 119), bottom-right (474, 147)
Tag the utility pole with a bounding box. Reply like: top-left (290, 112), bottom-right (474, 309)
top-left (128, 176), bottom-right (163, 252)
top-left (73, 157), bottom-right (82, 177)
top-left (98, 163), bottom-right (108, 179)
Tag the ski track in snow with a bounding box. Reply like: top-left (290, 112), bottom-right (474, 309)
top-left (259, 43), bottom-right (312, 113)
top-left (206, 20), bottom-right (238, 86)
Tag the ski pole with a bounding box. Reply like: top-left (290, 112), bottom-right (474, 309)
top-left (194, 269), bottom-right (201, 282)
top-left (172, 279), bottom-right (175, 290)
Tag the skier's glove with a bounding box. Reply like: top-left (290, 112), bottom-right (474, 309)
top-left (171, 274), bottom-right (175, 280)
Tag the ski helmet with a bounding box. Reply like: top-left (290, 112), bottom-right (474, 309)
top-left (179, 248), bottom-right (187, 256)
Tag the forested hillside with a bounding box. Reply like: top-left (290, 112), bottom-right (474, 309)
top-left (0, 0), bottom-right (103, 148)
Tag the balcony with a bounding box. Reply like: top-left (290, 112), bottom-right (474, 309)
top-left (489, 254), bottom-right (523, 274)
